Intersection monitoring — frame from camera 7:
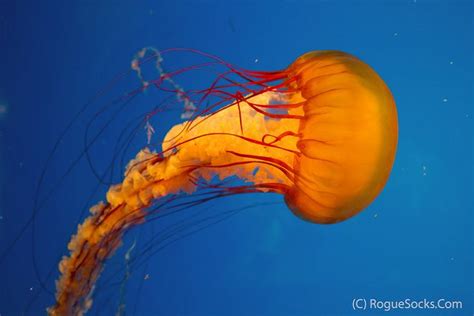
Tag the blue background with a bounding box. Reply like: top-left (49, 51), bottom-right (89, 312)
top-left (0, 0), bottom-right (472, 315)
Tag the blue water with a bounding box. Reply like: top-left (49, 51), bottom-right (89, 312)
top-left (0, 1), bottom-right (472, 315)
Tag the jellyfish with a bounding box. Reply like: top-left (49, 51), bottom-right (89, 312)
top-left (47, 49), bottom-right (398, 315)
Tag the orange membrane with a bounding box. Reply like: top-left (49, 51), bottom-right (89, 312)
top-left (48, 50), bottom-right (398, 315)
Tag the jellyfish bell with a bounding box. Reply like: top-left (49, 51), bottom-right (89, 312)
top-left (284, 50), bottom-right (398, 224)
top-left (47, 49), bottom-right (397, 315)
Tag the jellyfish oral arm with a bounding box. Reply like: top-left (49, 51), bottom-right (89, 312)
top-left (48, 92), bottom-right (299, 315)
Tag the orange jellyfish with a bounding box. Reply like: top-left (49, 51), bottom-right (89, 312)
top-left (47, 49), bottom-right (398, 315)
